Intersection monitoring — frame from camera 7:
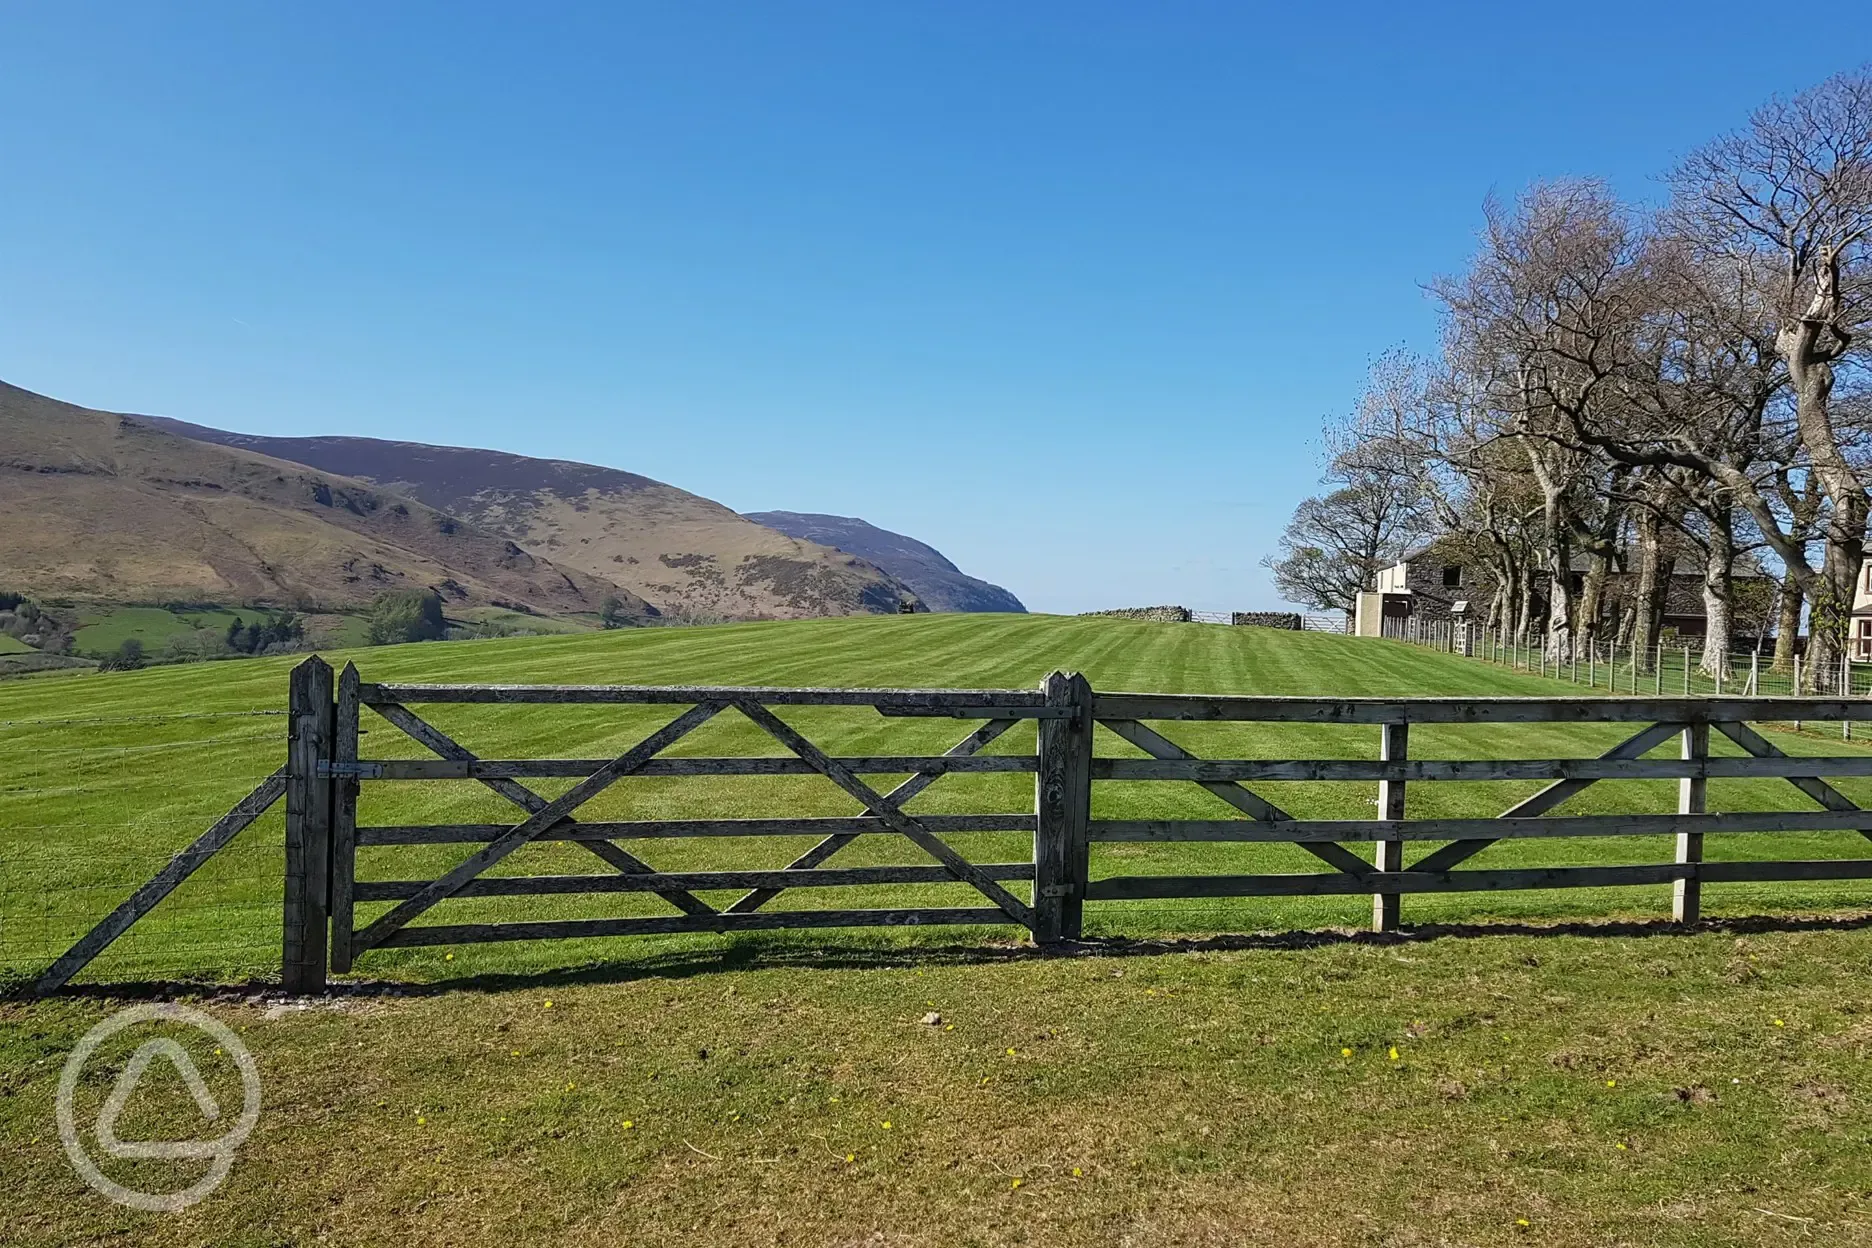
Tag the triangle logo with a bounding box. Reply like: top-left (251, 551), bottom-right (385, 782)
top-left (95, 1038), bottom-right (226, 1161)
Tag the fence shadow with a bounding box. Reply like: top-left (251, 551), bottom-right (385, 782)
top-left (34, 908), bottom-right (1872, 1004)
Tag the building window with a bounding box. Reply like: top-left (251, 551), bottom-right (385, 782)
top-left (1441, 565), bottom-right (1462, 588)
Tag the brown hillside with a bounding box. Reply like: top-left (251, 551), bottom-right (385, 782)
top-left (135, 417), bottom-right (918, 619)
top-left (0, 381), bottom-right (650, 617)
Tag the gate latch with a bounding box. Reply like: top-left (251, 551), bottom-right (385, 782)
top-left (317, 761), bottom-right (385, 780)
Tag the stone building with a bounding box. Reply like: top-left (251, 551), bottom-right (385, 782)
top-left (1354, 542), bottom-right (1770, 643)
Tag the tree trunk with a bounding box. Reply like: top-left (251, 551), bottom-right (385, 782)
top-left (1540, 489), bottom-right (1574, 663)
top-left (1575, 550), bottom-right (1611, 651)
top-left (1772, 569), bottom-right (1802, 672)
top-left (1779, 250), bottom-right (1864, 677)
top-left (1698, 518), bottom-right (1734, 679)
top-left (1629, 506), bottom-right (1664, 672)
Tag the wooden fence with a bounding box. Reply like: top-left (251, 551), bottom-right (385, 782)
top-left (30, 657), bottom-right (1872, 995)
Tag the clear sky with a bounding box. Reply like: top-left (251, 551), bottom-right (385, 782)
top-left (1, 4), bottom-right (1864, 613)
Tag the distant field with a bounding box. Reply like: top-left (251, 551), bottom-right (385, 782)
top-left (4, 613), bottom-right (1871, 989)
top-left (0, 632), bottom-right (33, 654)
top-left (69, 605), bottom-right (249, 656)
top-left (456, 605), bottom-right (596, 635)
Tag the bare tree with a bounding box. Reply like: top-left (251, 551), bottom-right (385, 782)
top-left (1667, 67), bottom-right (1872, 669)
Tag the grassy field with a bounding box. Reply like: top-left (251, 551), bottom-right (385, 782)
top-left (5, 614), bottom-right (1872, 1245)
top-left (68, 605), bottom-right (249, 657)
top-left (6, 921), bottom-right (1872, 1246)
top-left (5, 612), bottom-right (1872, 987)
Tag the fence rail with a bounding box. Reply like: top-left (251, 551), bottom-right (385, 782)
top-left (27, 657), bottom-right (1872, 994)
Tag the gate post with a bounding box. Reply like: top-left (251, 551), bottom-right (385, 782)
top-left (329, 662), bottom-right (362, 973)
top-left (1034, 671), bottom-right (1093, 943)
top-left (1372, 721), bottom-right (1408, 932)
top-left (1673, 721), bottom-right (1708, 924)
top-left (284, 656), bottom-right (335, 993)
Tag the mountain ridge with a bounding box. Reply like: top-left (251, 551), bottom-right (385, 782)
top-left (743, 511), bottom-right (1025, 614)
top-left (0, 380), bottom-right (650, 618)
top-left (127, 415), bottom-right (920, 620)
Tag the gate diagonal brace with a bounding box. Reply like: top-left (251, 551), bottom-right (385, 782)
top-left (1714, 719), bottom-right (1872, 843)
top-left (1414, 720), bottom-right (1688, 873)
top-left (731, 700), bottom-right (1034, 927)
top-left (354, 701), bottom-right (726, 950)
top-left (724, 717), bottom-right (1019, 914)
top-left (366, 701), bottom-right (718, 918)
top-left (1097, 718), bottom-right (1373, 877)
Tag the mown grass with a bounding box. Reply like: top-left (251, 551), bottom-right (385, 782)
top-left (5, 921), bottom-right (1871, 1246)
top-left (7, 615), bottom-right (1872, 1245)
top-left (5, 612), bottom-right (1872, 987)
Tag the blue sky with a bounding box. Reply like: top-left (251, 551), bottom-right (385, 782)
top-left (1, 4), bottom-right (1864, 613)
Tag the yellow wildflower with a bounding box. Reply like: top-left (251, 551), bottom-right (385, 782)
top-left (622, 1120), bottom-right (634, 1130)
top-left (1341, 1047), bottom-right (1353, 1057)
top-left (1010, 1178), bottom-right (1023, 1189)
top-left (845, 1153), bottom-right (855, 1163)
top-left (881, 1121), bottom-right (893, 1130)
top-left (1388, 1046), bottom-right (1400, 1062)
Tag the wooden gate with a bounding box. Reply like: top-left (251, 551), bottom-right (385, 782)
top-left (310, 662), bottom-right (1078, 986)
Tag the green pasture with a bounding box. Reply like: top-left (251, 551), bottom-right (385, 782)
top-left (3, 613), bottom-right (1871, 989)
top-left (68, 605), bottom-right (248, 656)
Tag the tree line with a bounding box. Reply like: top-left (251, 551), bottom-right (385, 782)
top-left (1267, 68), bottom-right (1872, 677)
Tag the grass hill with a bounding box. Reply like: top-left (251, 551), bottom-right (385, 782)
top-left (744, 510), bottom-right (1026, 613)
top-left (7, 617), bottom-right (1871, 1246)
top-left (137, 413), bottom-right (920, 619)
top-left (0, 380), bottom-right (650, 619)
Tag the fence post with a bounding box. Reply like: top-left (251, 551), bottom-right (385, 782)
top-left (1372, 721), bottom-right (1408, 932)
top-left (284, 656), bottom-right (335, 994)
top-left (329, 662), bottom-right (361, 974)
top-left (1034, 670), bottom-right (1093, 943)
top-left (1673, 721), bottom-right (1708, 924)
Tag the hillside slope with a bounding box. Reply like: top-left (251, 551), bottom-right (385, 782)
top-left (138, 416), bottom-right (917, 619)
top-left (743, 510), bottom-right (1025, 613)
top-left (0, 381), bottom-right (649, 617)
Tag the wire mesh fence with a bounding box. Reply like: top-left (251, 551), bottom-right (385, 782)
top-left (1385, 615), bottom-right (1872, 728)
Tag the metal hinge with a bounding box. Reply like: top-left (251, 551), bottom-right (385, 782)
top-left (1038, 884), bottom-right (1077, 898)
top-left (316, 760), bottom-right (384, 780)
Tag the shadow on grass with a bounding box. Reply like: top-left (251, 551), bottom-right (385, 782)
top-left (25, 907), bottom-right (1872, 1004)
